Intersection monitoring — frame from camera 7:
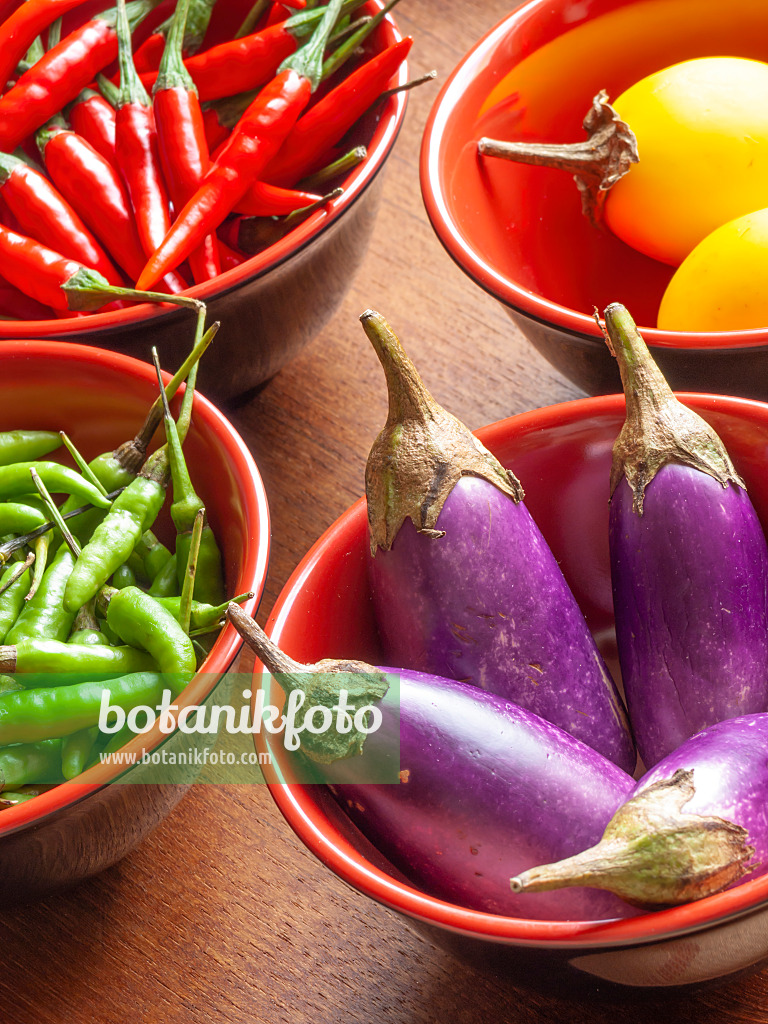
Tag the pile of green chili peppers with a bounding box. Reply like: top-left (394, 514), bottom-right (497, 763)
top-left (0, 327), bottom-right (241, 809)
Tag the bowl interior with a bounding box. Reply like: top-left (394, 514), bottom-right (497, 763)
top-left (0, 340), bottom-right (270, 833)
top-left (422, 0), bottom-right (768, 339)
top-left (263, 394), bottom-right (768, 944)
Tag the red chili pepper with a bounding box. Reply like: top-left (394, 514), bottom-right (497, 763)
top-left (0, 0), bottom-right (89, 94)
top-left (0, 224), bottom-right (202, 314)
top-left (262, 36), bottom-right (411, 188)
top-left (140, 22), bottom-right (294, 102)
top-left (0, 0), bottom-right (24, 25)
top-left (138, 2), bottom-right (343, 103)
top-left (36, 121), bottom-right (186, 293)
top-left (137, 68), bottom-right (310, 289)
top-left (0, 149), bottom-right (123, 285)
top-left (265, 2), bottom-right (306, 28)
top-left (66, 88), bottom-right (118, 169)
top-left (153, 0), bottom-right (219, 283)
top-left (136, 0), bottom-right (345, 290)
top-left (233, 180), bottom-right (322, 216)
top-left (0, 274), bottom-right (55, 320)
top-left (0, 226), bottom-right (107, 310)
top-left (216, 238), bottom-right (246, 271)
top-left (201, 0), bottom-right (263, 49)
top-left (113, 0), bottom-right (174, 263)
top-left (0, 0), bottom-right (161, 154)
top-left (131, 28), bottom-right (166, 73)
top-left (124, 0), bottom-right (216, 77)
top-left (201, 90), bottom-right (257, 152)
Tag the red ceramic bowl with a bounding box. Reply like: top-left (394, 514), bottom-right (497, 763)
top-left (1, 2), bottom-right (408, 403)
top-left (421, 0), bottom-right (768, 400)
top-left (256, 394), bottom-right (768, 992)
top-left (0, 340), bottom-right (270, 903)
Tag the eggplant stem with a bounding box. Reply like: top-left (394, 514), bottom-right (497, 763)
top-left (478, 91), bottom-right (639, 227)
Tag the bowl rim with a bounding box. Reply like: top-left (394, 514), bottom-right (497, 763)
top-left (0, 0), bottom-right (408, 339)
top-left (419, 0), bottom-right (768, 354)
top-left (0, 339), bottom-right (271, 838)
top-left (260, 390), bottom-right (768, 950)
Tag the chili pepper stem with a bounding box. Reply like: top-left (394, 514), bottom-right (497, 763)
top-left (0, 490), bottom-right (124, 566)
top-left (179, 507), bottom-right (205, 633)
top-left (235, 0), bottom-right (269, 38)
top-left (27, 534), bottom-right (50, 602)
top-left (116, 320), bottom-right (218, 474)
top-left (61, 266), bottom-right (206, 313)
top-left (477, 91), bottom-right (638, 227)
top-left (30, 468), bottom-right (82, 557)
top-left (59, 432), bottom-right (109, 496)
top-left (381, 69), bottom-right (436, 100)
top-left (321, 0), bottom-right (401, 81)
top-left (0, 552), bottom-right (34, 598)
top-left (300, 146), bottom-right (366, 189)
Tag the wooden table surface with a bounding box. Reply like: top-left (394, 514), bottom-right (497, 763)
top-left (2, 1), bottom-right (768, 1020)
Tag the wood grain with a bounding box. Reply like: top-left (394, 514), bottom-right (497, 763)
top-left (1, 1), bottom-right (766, 1021)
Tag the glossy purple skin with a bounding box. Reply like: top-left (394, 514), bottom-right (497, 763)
top-left (369, 475), bottom-right (635, 772)
top-left (324, 667), bottom-right (637, 922)
top-left (610, 466), bottom-right (768, 768)
top-left (635, 714), bottom-right (768, 885)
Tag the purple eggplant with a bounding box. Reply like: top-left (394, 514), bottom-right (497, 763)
top-left (510, 713), bottom-right (768, 908)
top-left (604, 304), bottom-right (768, 768)
top-left (229, 604), bottom-right (637, 923)
top-left (360, 309), bottom-right (635, 773)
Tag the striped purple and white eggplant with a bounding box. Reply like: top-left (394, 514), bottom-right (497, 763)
top-left (360, 309), bottom-right (635, 773)
top-left (229, 604), bottom-right (637, 922)
top-left (510, 713), bottom-right (768, 908)
top-left (604, 304), bottom-right (768, 769)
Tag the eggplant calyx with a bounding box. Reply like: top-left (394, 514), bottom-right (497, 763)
top-left (602, 303), bottom-right (745, 514)
top-left (477, 91), bottom-right (639, 227)
top-left (227, 603), bottom-right (390, 764)
top-left (510, 768), bottom-right (755, 907)
top-left (361, 309), bottom-right (523, 554)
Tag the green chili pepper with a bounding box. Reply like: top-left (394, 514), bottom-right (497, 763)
top-left (155, 593), bottom-right (251, 631)
top-left (60, 322), bottom-right (218, 544)
top-left (0, 501), bottom-right (48, 535)
top-left (0, 674), bottom-right (22, 696)
top-left (125, 550), bottom-right (150, 586)
top-left (0, 788), bottom-right (39, 804)
top-left (0, 672), bottom-right (165, 745)
top-left (0, 462), bottom-right (111, 508)
top-left (111, 563), bottom-right (137, 590)
top-left (6, 546), bottom-right (76, 644)
top-left (0, 430), bottom-right (62, 466)
top-left (69, 628), bottom-right (110, 646)
top-left (148, 553), bottom-right (179, 598)
top-left (63, 371), bottom-right (205, 612)
top-left (136, 529), bottom-right (172, 580)
top-left (157, 355), bottom-right (225, 607)
top-left (0, 738), bottom-right (62, 788)
top-left (103, 587), bottom-right (196, 696)
top-left (0, 638), bottom-right (156, 678)
top-left (0, 561), bottom-right (32, 642)
top-left (176, 529), bottom-right (225, 607)
top-left (97, 722), bottom-right (136, 758)
top-left (63, 473), bottom-right (167, 612)
top-left (62, 726), bottom-right (98, 780)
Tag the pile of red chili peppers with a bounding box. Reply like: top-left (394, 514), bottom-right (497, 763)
top-left (0, 0), bottom-right (412, 319)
